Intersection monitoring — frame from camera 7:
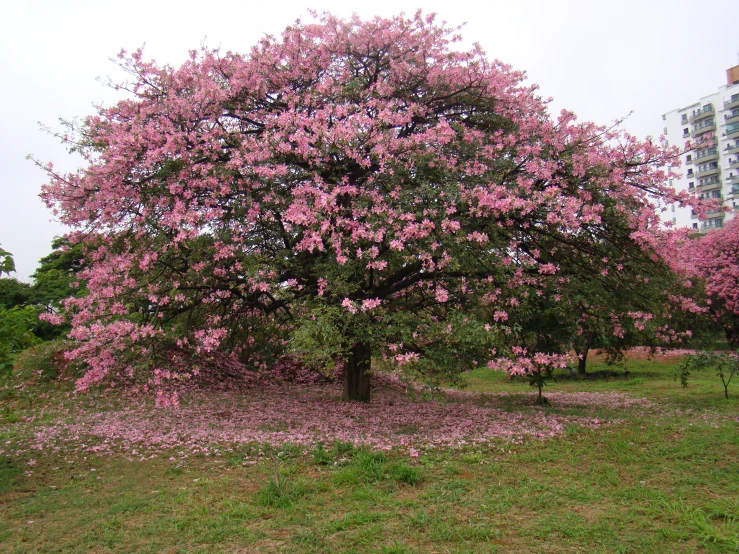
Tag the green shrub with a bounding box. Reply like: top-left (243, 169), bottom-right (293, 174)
top-left (0, 306), bottom-right (41, 378)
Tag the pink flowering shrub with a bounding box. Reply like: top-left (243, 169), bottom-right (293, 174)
top-left (36, 11), bottom-right (697, 401)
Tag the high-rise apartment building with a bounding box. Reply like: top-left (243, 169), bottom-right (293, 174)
top-left (661, 64), bottom-right (739, 231)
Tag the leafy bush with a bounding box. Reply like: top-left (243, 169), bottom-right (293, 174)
top-left (0, 306), bottom-right (41, 378)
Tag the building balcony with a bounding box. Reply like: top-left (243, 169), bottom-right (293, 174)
top-left (726, 174), bottom-right (739, 185)
top-left (726, 112), bottom-right (739, 124)
top-left (729, 160), bottom-right (739, 170)
top-left (695, 166), bottom-right (721, 179)
top-left (726, 143), bottom-right (739, 155)
top-left (689, 105), bottom-right (714, 123)
top-left (725, 97), bottom-right (739, 111)
top-left (697, 178), bottom-right (722, 189)
top-left (693, 150), bottom-right (719, 164)
top-left (692, 121), bottom-right (716, 137)
top-left (726, 126), bottom-right (739, 139)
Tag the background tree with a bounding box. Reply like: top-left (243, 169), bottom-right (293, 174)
top-left (0, 246), bottom-right (40, 377)
top-left (30, 237), bottom-right (86, 340)
top-left (31, 237), bottom-right (86, 311)
top-left (38, 12), bottom-right (690, 400)
top-left (668, 219), bottom-right (739, 350)
top-left (0, 278), bottom-right (34, 309)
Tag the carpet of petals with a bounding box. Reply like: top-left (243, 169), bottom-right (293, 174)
top-left (1, 374), bottom-right (664, 466)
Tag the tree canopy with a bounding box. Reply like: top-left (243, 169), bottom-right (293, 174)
top-left (39, 12), bottom-right (690, 400)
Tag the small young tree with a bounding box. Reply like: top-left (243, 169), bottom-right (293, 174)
top-left (38, 12), bottom-right (690, 400)
top-left (676, 351), bottom-right (738, 399)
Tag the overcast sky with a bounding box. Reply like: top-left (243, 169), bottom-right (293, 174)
top-left (1, 0), bottom-right (738, 280)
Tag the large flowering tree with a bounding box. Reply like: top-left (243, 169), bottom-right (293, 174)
top-left (39, 12), bottom-right (688, 400)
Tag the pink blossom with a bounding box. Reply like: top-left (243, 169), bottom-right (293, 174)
top-left (341, 298), bottom-right (358, 314)
top-left (361, 298), bottom-right (382, 312)
top-left (435, 287), bottom-right (449, 303)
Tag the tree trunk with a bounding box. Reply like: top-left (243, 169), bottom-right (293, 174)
top-left (343, 341), bottom-right (371, 402)
top-left (536, 380), bottom-right (543, 404)
top-left (726, 327), bottom-right (739, 351)
top-left (577, 349), bottom-right (589, 376)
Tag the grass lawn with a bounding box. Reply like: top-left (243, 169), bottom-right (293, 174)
top-left (1, 354), bottom-right (738, 553)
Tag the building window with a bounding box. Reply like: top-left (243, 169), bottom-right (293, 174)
top-left (693, 223), bottom-right (698, 229)
top-left (671, 204), bottom-right (676, 212)
top-left (664, 127), bottom-right (668, 134)
top-left (686, 155), bottom-right (692, 162)
top-left (688, 182), bottom-right (695, 189)
top-left (687, 169), bottom-right (693, 176)
top-left (672, 217), bottom-right (677, 225)
top-left (683, 128), bottom-right (689, 136)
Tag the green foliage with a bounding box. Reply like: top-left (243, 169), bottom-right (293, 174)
top-left (290, 303), bottom-right (348, 374)
top-left (0, 306), bottom-right (41, 378)
top-left (312, 442), bottom-right (334, 466)
top-left (656, 497), bottom-right (739, 551)
top-left (255, 470), bottom-right (301, 508)
top-left (386, 461), bottom-right (422, 485)
top-left (676, 351), bottom-right (739, 399)
top-left (0, 245), bottom-right (14, 276)
top-left (29, 237), bottom-right (87, 341)
top-left (0, 238), bottom-right (87, 355)
top-left (0, 278), bottom-right (33, 309)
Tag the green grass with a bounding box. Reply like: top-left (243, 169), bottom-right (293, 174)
top-left (1, 356), bottom-right (738, 552)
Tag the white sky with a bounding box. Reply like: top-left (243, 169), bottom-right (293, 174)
top-left (1, 0), bottom-right (738, 280)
